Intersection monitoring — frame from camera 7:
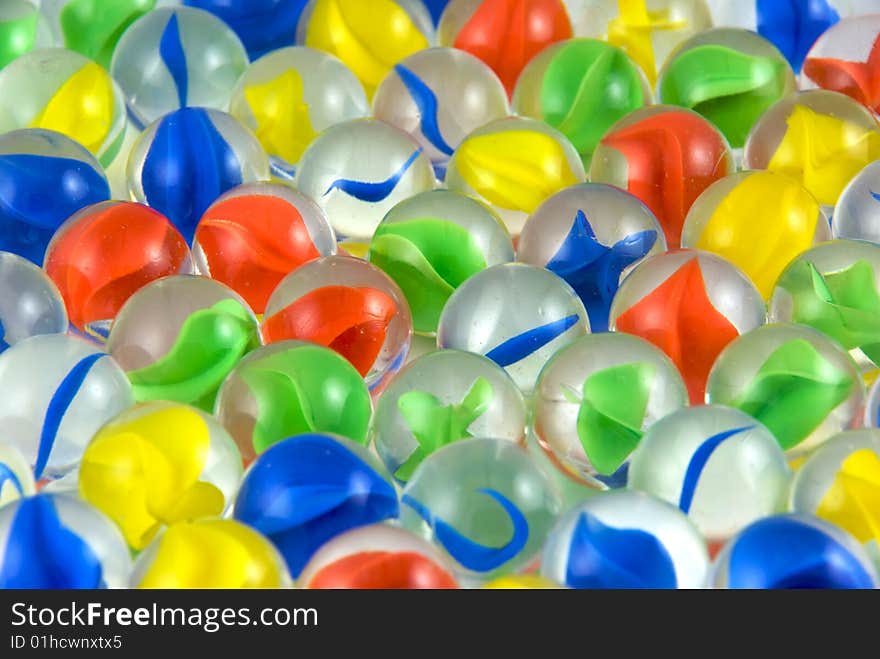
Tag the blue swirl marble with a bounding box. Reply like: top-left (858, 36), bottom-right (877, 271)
top-left (727, 516), bottom-right (876, 588)
top-left (563, 511), bottom-right (677, 589)
top-left (678, 426), bottom-right (754, 514)
top-left (324, 149), bottom-right (422, 203)
top-left (485, 314), bottom-right (580, 368)
top-left (184, 0), bottom-right (308, 60)
top-left (756, 0), bottom-right (839, 73)
top-left (0, 154), bottom-right (110, 265)
top-left (159, 12), bottom-right (189, 108)
top-left (140, 107), bottom-right (243, 243)
top-left (394, 64), bottom-right (454, 157)
top-left (233, 434), bottom-right (399, 578)
top-left (0, 495), bottom-right (105, 589)
top-left (402, 488), bottom-right (529, 573)
top-left (34, 353), bottom-right (107, 481)
top-left (547, 210), bottom-right (656, 332)
top-left (0, 462), bottom-right (24, 498)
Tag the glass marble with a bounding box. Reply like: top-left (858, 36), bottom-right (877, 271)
top-left (234, 433), bottom-right (398, 578)
top-left (438, 0), bottom-right (572, 96)
top-left (372, 349), bottom-right (527, 483)
top-left (261, 255), bottom-right (412, 392)
top-left (533, 333), bottom-right (688, 487)
top-left (400, 437), bottom-right (561, 583)
top-left (214, 341), bottom-right (373, 464)
top-left (299, 524), bottom-right (459, 589)
top-left (296, 0), bottom-right (434, 99)
top-left (78, 401), bottom-right (242, 551)
top-left (0, 48), bottom-right (126, 167)
top-left (0, 251), bottom-right (67, 353)
top-left (367, 189), bottom-right (514, 335)
top-left (833, 160), bottom-right (880, 243)
top-left (0, 334), bottom-right (133, 481)
top-left (608, 249), bottom-right (766, 404)
top-left (711, 514), bottom-right (878, 589)
top-left (193, 182), bottom-right (336, 315)
top-left (106, 275), bottom-right (260, 413)
top-left (743, 90), bottom-right (880, 208)
top-left (41, 0), bottom-right (155, 69)
top-left (110, 6), bottom-right (249, 128)
top-left (517, 182), bottom-right (666, 332)
top-left (44, 201), bottom-right (193, 339)
top-left (802, 14), bottom-right (880, 115)
top-left (0, 128), bottom-right (111, 265)
top-left (658, 28), bottom-right (797, 148)
top-left (0, 0), bottom-right (51, 70)
top-left (373, 47), bottom-right (509, 177)
top-left (565, 0), bottom-right (712, 87)
top-left (706, 323), bottom-right (865, 456)
top-left (127, 107), bottom-right (270, 245)
top-left (445, 117), bottom-right (586, 236)
top-left (790, 429), bottom-right (880, 569)
top-left (295, 118), bottom-right (435, 242)
top-left (628, 404), bottom-right (791, 545)
top-left (0, 493), bottom-right (131, 588)
top-left (184, 0), bottom-right (308, 60)
top-left (513, 39), bottom-right (651, 166)
top-left (131, 518), bottom-right (292, 588)
top-left (437, 263), bottom-right (590, 394)
top-left (590, 105), bottom-right (734, 249)
top-left (682, 171), bottom-right (830, 299)
top-left (0, 442), bottom-right (36, 507)
top-left (229, 46), bottom-right (369, 175)
top-left (769, 239), bottom-right (880, 370)
top-left (541, 490), bottom-right (709, 589)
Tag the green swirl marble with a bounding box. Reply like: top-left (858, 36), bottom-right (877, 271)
top-left (729, 339), bottom-right (854, 451)
top-left (127, 299), bottom-right (259, 412)
top-left (369, 217), bottom-right (487, 334)
top-left (395, 376), bottom-right (493, 481)
top-left (566, 362), bottom-right (654, 476)
top-left (0, 6), bottom-right (38, 70)
top-left (540, 40), bottom-right (646, 165)
top-left (660, 44), bottom-right (790, 148)
top-left (779, 259), bottom-right (880, 365)
top-left (239, 344), bottom-right (372, 455)
top-left (60, 0), bottom-right (155, 68)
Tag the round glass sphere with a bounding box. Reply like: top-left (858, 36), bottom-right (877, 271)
top-left (295, 118), bottom-right (435, 242)
top-left (608, 249), bottom-right (766, 404)
top-left (0, 493), bottom-right (131, 588)
top-left (628, 404), bottom-right (791, 545)
top-left (832, 160), bottom-right (880, 243)
top-left (126, 107), bottom-right (270, 245)
top-left (445, 116), bottom-right (585, 236)
top-left (513, 38), bottom-right (651, 166)
top-left (0, 251), bottom-right (67, 353)
top-left (110, 6), bottom-right (249, 128)
top-left (261, 255), bottom-right (412, 392)
top-left (541, 490), bottom-right (709, 589)
top-left (400, 437), bottom-right (561, 583)
top-left (0, 334), bottom-right (133, 480)
top-left (517, 182), bottom-right (666, 332)
top-left (743, 89), bottom-right (880, 208)
top-left (367, 189), bottom-right (514, 335)
top-left (214, 341), bottom-right (373, 464)
top-left (681, 170), bottom-right (830, 299)
top-left (44, 201), bottom-right (193, 339)
top-left (193, 182), bottom-right (336, 315)
top-left (437, 262), bottom-right (590, 394)
top-left (533, 333), bottom-right (688, 486)
top-left (373, 349), bottom-right (527, 483)
top-left (0, 48), bottom-right (126, 167)
top-left (706, 323), bottom-right (866, 456)
top-left (106, 275), bottom-right (260, 412)
top-left (229, 46), bottom-right (369, 173)
top-left (299, 524), bottom-right (459, 589)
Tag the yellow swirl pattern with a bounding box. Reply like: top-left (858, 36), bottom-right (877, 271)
top-left (817, 449), bottom-right (880, 545)
top-left (244, 68), bottom-right (316, 164)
